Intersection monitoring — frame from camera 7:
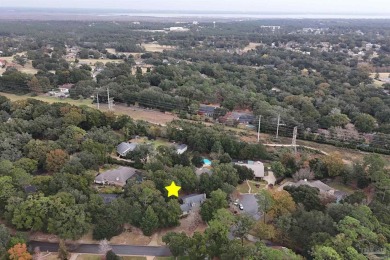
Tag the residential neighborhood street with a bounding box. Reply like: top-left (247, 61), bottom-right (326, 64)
top-left (29, 241), bottom-right (172, 257)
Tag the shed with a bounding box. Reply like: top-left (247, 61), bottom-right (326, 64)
top-left (117, 142), bottom-right (138, 157)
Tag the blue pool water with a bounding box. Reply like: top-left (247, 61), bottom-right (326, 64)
top-left (203, 158), bottom-right (211, 165)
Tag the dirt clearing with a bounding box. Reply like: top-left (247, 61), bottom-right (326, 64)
top-left (142, 43), bottom-right (176, 53)
top-left (242, 42), bottom-right (262, 52)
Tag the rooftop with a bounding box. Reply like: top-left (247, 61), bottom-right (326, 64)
top-left (117, 142), bottom-right (138, 156)
top-left (95, 166), bottom-right (137, 186)
top-left (235, 161), bottom-right (264, 178)
top-left (279, 180), bottom-right (335, 193)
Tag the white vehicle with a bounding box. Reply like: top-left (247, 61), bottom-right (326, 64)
top-left (233, 199), bottom-right (239, 206)
top-left (239, 204), bottom-right (244, 210)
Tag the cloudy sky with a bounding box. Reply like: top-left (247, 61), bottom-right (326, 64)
top-left (2, 0), bottom-right (390, 13)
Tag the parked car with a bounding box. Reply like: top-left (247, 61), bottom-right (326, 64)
top-left (239, 204), bottom-right (244, 210)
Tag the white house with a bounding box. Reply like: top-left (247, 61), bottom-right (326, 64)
top-left (58, 84), bottom-right (74, 94)
top-left (176, 144), bottom-right (188, 155)
top-left (169, 27), bottom-right (189, 32)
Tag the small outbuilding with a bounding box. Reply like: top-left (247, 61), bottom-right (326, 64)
top-left (116, 142), bottom-right (138, 157)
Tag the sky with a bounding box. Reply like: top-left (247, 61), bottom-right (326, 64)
top-left (2, 0), bottom-right (390, 14)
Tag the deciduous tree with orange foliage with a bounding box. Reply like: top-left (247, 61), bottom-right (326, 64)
top-left (268, 190), bottom-right (296, 219)
top-left (8, 243), bottom-right (32, 260)
top-left (45, 149), bottom-right (69, 172)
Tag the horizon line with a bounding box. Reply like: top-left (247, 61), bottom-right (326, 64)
top-left (2, 7), bottom-right (390, 15)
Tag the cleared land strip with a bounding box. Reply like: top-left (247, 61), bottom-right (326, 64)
top-left (30, 241), bottom-right (171, 257)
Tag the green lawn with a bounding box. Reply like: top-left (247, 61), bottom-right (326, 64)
top-left (248, 181), bottom-right (267, 193)
top-left (326, 180), bottom-right (356, 194)
top-left (0, 92), bottom-right (94, 106)
top-left (236, 182), bottom-right (250, 193)
top-left (132, 137), bottom-right (172, 148)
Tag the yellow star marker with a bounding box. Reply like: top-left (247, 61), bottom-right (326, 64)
top-left (165, 181), bottom-right (181, 198)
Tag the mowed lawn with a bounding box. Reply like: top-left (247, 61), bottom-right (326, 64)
top-left (0, 92), bottom-right (93, 106)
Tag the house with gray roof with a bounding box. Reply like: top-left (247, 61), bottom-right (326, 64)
top-left (235, 161), bottom-right (265, 179)
top-left (278, 179), bottom-right (347, 201)
top-left (179, 193), bottom-right (206, 216)
top-left (117, 142), bottom-right (138, 157)
top-left (198, 105), bottom-right (217, 117)
top-left (94, 166), bottom-right (137, 186)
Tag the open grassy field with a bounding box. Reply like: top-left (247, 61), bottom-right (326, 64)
top-left (369, 72), bottom-right (390, 86)
top-left (106, 48), bottom-right (143, 58)
top-left (0, 60), bottom-right (38, 75)
top-left (0, 92), bottom-right (177, 125)
top-left (0, 53), bottom-right (39, 75)
top-left (142, 43), bottom-right (176, 53)
top-left (242, 42), bottom-right (262, 52)
top-left (0, 92), bottom-right (93, 106)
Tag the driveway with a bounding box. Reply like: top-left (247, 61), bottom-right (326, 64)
top-left (263, 171), bottom-right (276, 185)
top-left (237, 194), bottom-right (261, 220)
top-left (29, 241), bottom-right (171, 257)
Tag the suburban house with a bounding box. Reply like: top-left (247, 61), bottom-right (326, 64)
top-left (168, 27), bottom-right (189, 32)
top-left (58, 83), bottom-right (74, 94)
top-left (219, 112), bottom-right (255, 125)
top-left (116, 142), bottom-right (138, 157)
top-left (94, 166), bottom-right (137, 186)
top-left (235, 161), bottom-right (265, 179)
top-left (179, 193), bottom-right (206, 216)
top-left (198, 105), bottom-right (217, 117)
top-left (175, 144), bottom-right (188, 155)
top-left (279, 179), bottom-right (347, 202)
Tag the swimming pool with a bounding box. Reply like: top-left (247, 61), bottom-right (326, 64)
top-left (203, 158), bottom-right (212, 166)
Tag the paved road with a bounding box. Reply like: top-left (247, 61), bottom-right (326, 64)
top-left (29, 241), bottom-right (171, 257)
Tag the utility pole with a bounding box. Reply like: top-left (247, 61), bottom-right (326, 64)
top-left (96, 91), bottom-right (99, 109)
top-left (276, 114), bottom-right (285, 139)
top-left (257, 115), bottom-right (262, 143)
top-left (107, 87), bottom-right (114, 111)
top-left (107, 87), bottom-right (110, 110)
top-left (292, 126), bottom-right (298, 154)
